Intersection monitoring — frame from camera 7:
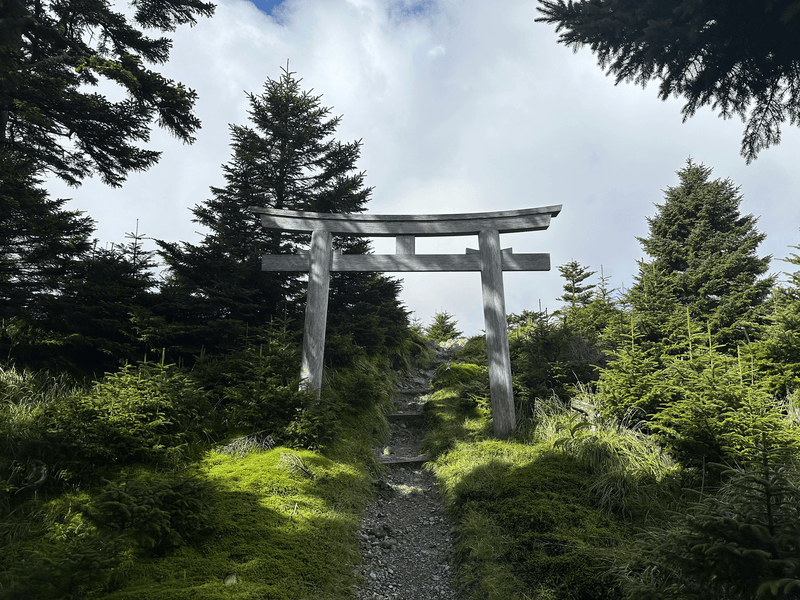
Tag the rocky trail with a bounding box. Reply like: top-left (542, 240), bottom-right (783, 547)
top-left (354, 352), bottom-right (467, 600)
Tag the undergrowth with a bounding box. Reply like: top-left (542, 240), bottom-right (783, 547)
top-left (98, 448), bottom-right (371, 600)
top-left (0, 331), bottom-right (396, 599)
top-left (423, 350), bottom-right (681, 600)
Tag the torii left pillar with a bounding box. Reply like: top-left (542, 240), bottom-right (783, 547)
top-left (299, 230), bottom-right (332, 392)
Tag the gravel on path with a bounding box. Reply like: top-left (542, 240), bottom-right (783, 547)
top-left (354, 354), bottom-right (468, 600)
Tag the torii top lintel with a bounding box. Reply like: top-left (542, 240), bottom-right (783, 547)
top-left (251, 205), bottom-right (562, 237)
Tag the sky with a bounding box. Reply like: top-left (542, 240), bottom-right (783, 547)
top-left (46, 0), bottom-right (800, 335)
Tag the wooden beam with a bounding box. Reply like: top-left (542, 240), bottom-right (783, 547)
top-left (479, 229), bottom-right (516, 439)
top-left (396, 235), bottom-right (415, 255)
top-left (466, 247), bottom-right (513, 254)
top-left (261, 252), bottom-right (551, 272)
top-left (299, 230), bottom-right (332, 395)
top-left (252, 205), bottom-right (562, 237)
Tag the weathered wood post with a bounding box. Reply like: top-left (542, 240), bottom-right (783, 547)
top-left (478, 229), bottom-right (515, 439)
top-left (299, 229), bottom-right (332, 394)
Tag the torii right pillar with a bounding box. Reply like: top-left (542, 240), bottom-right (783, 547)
top-left (479, 229), bottom-right (515, 439)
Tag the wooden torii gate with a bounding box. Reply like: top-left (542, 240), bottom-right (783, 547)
top-left (252, 205), bottom-right (562, 439)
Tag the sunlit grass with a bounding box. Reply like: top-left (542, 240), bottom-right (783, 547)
top-left (0, 366), bottom-right (78, 451)
top-left (422, 364), bottom-right (680, 599)
top-left (101, 447), bottom-right (372, 600)
top-left (526, 389), bottom-right (684, 523)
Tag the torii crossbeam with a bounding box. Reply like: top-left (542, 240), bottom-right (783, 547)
top-left (253, 205), bottom-right (562, 439)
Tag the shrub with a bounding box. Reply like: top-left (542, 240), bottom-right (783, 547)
top-left (284, 356), bottom-right (395, 452)
top-left (509, 312), bottom-right (604, 402)
top-left (83, 468), bottom-right (212, 555)
top-left (0, 503), bottom-right (132, 600)
top-left (619, 459), bottom-right (800, 600)
top-left (45, 362), bottom-right (210, 474)
top-left (651, 351), bottom-right (800, 473)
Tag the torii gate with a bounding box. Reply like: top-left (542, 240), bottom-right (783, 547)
top-left (252, 205), bottom-right (562, 439)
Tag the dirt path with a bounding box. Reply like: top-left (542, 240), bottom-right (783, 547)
top-left (354, 354), bottom-right (467, 600)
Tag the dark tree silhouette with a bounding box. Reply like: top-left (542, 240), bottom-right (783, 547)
top-left (536, 0), bottom-right (800, 163)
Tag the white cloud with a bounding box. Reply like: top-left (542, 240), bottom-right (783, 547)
top-left (47, 0), bottom-right (800, 335)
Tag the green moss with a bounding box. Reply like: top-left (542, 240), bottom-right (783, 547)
top-left (433, 362), bottom-right (487, 391)
top-left (99, 447), bottom-right (372, 600)
top-left (453, 336), bottom-right (488, 367)
top-left (421, 389), bottom-right (492, 457)
top-left (432, 443), bottom-right (626, 600)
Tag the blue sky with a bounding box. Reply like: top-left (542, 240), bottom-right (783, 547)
top-left (47, 0), bottom-right (800, 335)
top-left (250, 0), bottom-right (284, 14)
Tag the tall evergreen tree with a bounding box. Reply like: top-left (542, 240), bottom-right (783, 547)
top-left (632, 159), bottom-right (774, 348)
top-left (1, 0), bottom-right (214, 187)
top-left (158, 67), bottom-right (407, 356)
top-left (1, 0), bottom-right (212, 371)
top-left (0, 155), bottom-right (93, 321)
top-left (623, 260), bottom-right (688, 353)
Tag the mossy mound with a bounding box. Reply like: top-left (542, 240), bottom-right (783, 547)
top-left (433, 442), bottom-right (626, 600)
top-left (101, 448), bottom-right (372, 600)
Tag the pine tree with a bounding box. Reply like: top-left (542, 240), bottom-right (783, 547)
top-left (43, 239), bottom-right (159, 373)
top-left (159, 67), bottom-right (370, 329)
top-left (752, 233), bottom-right (800, 396)
top-left (785, 236), bottom-right (800, 294)
top-left (158, 67), bottom-right (407, 357)
top-left (1, 0), bottom-right (213, 369)
top-left (426, 311), bottom-right (462, 343)
top-left (0, 154), bottom-right (94, 321)
top-left (633, 159), bottom-right (774, 348)
top-left (0, 154), bottom-right (166, 373)
top-left (556, 260), bottom-right (596, 310)
top-left (581, 265), bottom-right (623, 338)
top-left (598, 312), bottom-right (673, 420)
top-left (622, 260), bottom-right (689, 354)
top-left (556, 259), bottom-right (612, 345)
top-left (621, 461), bottom-right (800, 600)
top-left (536, 0), bottom-right (800, 163)
top-left (1, 0), bottom-right (214, 187)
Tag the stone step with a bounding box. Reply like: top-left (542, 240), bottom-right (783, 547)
top-left (387, 412), bottom-right (425, 427)
top-left (395, 387), bottom-right (430, 396)
top-left (378, 455), bottom-right (431, 468)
